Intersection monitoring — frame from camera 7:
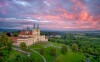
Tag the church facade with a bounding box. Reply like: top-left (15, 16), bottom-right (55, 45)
top-left (13, 24), bottom-right (48, 46)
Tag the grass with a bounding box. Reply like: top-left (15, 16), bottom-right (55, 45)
top-left (31, 46), bottom-right (56, 62)
top-left (31, 44), bottom-right (44, 49)
top-left (29, 42), bottom-right (50, 49)
top-left (50, 42), bottom-right (64, 47)
top-left (43, 47), bottom-right (57, 62)
top-left (29, 42), bottom-right (86, 62)
top-left (30, 51), bottom-right (44, 62)
top-left (55, 51), bottom-right (85, 62)
top-left (30, 42), bottom-right (59, 62)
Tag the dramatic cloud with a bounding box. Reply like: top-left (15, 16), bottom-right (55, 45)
top-left (0, 0), bottom-right (100, 31)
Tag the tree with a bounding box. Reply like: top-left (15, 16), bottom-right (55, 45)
top-left (79, 48), bottom-right (83, 52)
top-left (50, 47), bottom-right (56, 56)
top-left (13, 32), bottom-right (18, 37)
top-left (40, 48), bottom-right (44, 55)
top-left (0, 33), bottom-right (12, 51)
top-left (0, 33), bottom-right (12, 61)
top-left (20, 42), bottom-right (27, 51)
top-left (88, 48), bottom-right (94, 54)
top-left (61, 34), bottom-right (67, 39)
top-left (50, 38), bottom-right (55, 42)
top-left (54, 56), bottom-right (63, 62)
top-left (71, 44), bottom-right (79, 52)
top-left (61, 45), bottom-right (68, 54)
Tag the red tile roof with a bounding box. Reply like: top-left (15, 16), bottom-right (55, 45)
top-left (19, 31), bottom-right (32, 35)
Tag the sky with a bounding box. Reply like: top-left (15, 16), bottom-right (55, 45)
top-left (0, 0), bottom-right (100, 31)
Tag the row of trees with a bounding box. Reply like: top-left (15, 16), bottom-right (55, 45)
top-left (39, 46), bottom-right (57, 56)
top-left (39, 45), bottom-right (68, 56)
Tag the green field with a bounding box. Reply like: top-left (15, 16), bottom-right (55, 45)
top-left (30, 42), bottom-right (85, 62)
top-left (55, 51), bottom-right (85, 62)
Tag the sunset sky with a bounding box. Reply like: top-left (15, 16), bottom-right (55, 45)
top-left (0, 0), bottom-right (100, 31)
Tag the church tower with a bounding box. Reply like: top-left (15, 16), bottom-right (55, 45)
top-left (37, 24), bottom-right (40, 36)
top-left (25, 27), bottom-right (30, 35)
top-left (32, 24), bottom-right (36, 36)
top-left (32, 23), bottom-right (40, 43)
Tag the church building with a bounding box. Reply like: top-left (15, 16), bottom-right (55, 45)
top-left (13, 24), bottom-right (48, 46)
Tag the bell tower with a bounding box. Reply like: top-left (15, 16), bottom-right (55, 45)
top-left (32, 23), bottom-right (40, 42)
top-left (37, 24), bottom-right (40, 35)
top-left (32, 23), bottom-right (36, 36)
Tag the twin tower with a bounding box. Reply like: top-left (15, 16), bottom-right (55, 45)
top-left (26, 23), bottom-right (40, 37)
top-left (26, 24), bottom-right (40, 30)
top-left (33, 24), bottom-right (39, 29)
top-left (32, 24), bottom-right (40, 38)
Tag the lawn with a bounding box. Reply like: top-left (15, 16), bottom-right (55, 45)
top-left (30, 42), bottom-right (86, 62)
top-left (31, 46), bottom-right (57, 62)
top-left (30, 51), bottom-right (44, 62)
top-left (30, 42), bottom-right (62, 62)
top-left (55, 51), bottom-right (85, 62)
top-left (43, 47), bottom-right (58, 62)
top-left (50, 42), bottom-right (64, 47)
top-left (29, 42), bottom-right (50, 49)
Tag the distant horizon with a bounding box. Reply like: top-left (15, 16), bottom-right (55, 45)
top-left (0, 28), bottom-right (100, 32)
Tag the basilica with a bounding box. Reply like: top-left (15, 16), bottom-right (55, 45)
top-left (13, 24), bottom-right (48, 46)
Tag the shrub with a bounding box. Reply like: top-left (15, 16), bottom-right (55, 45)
top-left (40, 48), bottom-right (44, 55)
top-left (50, 47), bottom-right (56, 56)
top-left (61, 45), bottom-right (68, 54)
top-left (71, 44), bottom-right (79, 52)
top-left (20, 42), bottom-right (27, 51)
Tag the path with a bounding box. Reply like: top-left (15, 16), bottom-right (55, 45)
top-left (30, 49), bottom-right (47, 62)
top-left (13, 47), bottom-right (46, 62)
top-left (12, 47), bottom-right (30, 57)
top-left (30, 42), bottom-right (68, 62)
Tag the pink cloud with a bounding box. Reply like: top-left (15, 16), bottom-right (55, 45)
top-left (17, 0), bottom-right (100, 30)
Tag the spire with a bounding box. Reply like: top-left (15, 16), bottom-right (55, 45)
top-left (33, 23), bottom-right (39, 29)
top-left (37, 24), bottom-right (39, 29)
top-left (27, 27), bottom-right (30, 31)
top-left (33, 23), bottom-right (36, 29)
